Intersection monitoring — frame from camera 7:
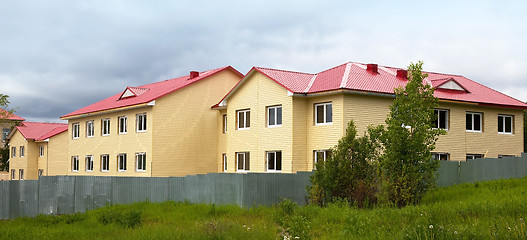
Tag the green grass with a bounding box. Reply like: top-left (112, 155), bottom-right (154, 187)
top-left (1, 177), bottom-right (526, 239)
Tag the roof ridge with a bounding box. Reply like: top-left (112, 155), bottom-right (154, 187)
top-left (340, 63), bottom-right (352, 88)
top-left (255, 67), bottom-right (314, 76)
top-left (316, 62), bottom-right (349, 74)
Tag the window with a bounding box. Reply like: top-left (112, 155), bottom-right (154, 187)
top-left (222, 153), bottom-right (227, 172)
top-left (466, 112), bottom-right (482, 132)
top-left (432, 152), bottom-right (449, 161)
top-left (222, 114), bottom-right (227, 134)
top-left (267, 105), bottom-right (282, 127)
top-left (236, 152), bottom-right (250, 172)
top-left (11, 147), bottom-right (15, 157)
top-left (2, 128), bottom-right (10, 141)
top-left (118, 116), bottom-right (127, 134)
top-left (466, 154), bottom-right (483, 160)
top-left (101, 118), bottom-right (110, 136)
top-left (136, 153), bottom-right (146, 172)
top-left (315, 102), bottom-right (332, 125)
top-left (101, 154), bottom-right (109, 172)
top-left (38, 169), bottom-right (44, 177)
top-left (72, 156), bottom-right (79, 172)
top-left (237, 109), bottom-right (250, 130)
top-left (85, 155), bottom-right (93, 172)
top-left (498, 115), bottom-right (513, 134)
top-left (498, 155), bottom-right (515, 158)
top-left (313, 150), bottom-right (331, 169)
top-left (118, 153), bottom-right (127, 171)
top-left (11, 169), bottom-right (15, 180)
top-left (19, 169), bottom-right (24, 180)
top-left (136, 113), bottom-right (147, 132)
top-left (39, 146), bottom-right (44, 157)
top-left (86, 120), bottom-right (94, 137)
top-left (20, 146), bottom-right (24, 157)
top-left (266, 151), bottom-right (282, 172)
top-left (72, 123), bottom-right (80, 139)
top-left (433, 109), bottom-right (449, 130)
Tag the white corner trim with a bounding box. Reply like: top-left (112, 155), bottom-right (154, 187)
top-left (147, 100), bottom-right (156, 106)
top-left (287, 91), bottom-right (294, 96)
top-left (340, 62), bottom-right (352, 88)
top-left (219, 100), bottom-right (226, 107)
top-left (304, 74), bottom-right (318, 92)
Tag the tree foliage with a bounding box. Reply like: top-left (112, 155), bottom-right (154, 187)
top-left (0, 93), bottom-right (13, 171)
top-left (308, 120), bottom-right (382, 207)
top-left (379, 61), bottom-right (444, 207)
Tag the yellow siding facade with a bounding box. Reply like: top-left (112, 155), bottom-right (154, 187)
top-left (220, 75), bottom-right (525, 174)
top-left (65, 69), bottom-right (241, 177)
top-left (151, 70), bottom-right (240, 176)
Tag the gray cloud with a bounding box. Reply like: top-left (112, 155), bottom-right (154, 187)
top-left (1, 0), bottom-right (526, 122)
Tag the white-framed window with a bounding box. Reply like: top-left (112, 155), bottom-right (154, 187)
top-left (222, 114), bottom-right (227, 134)
top-left (72, 123), bottom-right (80, 139)
top-left (267, 105), bottom-right (282, 127)
top-left (101, 118), bottom-right (110, 136)
top-left (39, 146), bottom-right (44, 157)
top-left (72, 156), bottom-right (79, 172)
top-left (38, 169), bottom-right (44, 177)
top-left (466, 112), bottom-right (482, 132)
top-left (266, 151), bottom-right (282, 172)
top-left (466, 154), bottom-right (483, 160)
top-left (498, 155), bottom-right (515, 158)
top-left (136, 113), bottom-right (147, 132)
top-left (19, 169), bottom-right (24, 180)
top-left (101, 154), bottom-right (109, 172)
top-left (118, 116), bottom-right (127, 134)
top-left (2, 128), bottom-right (10, 141)
top-left (222, 153), bottom-right (227, 172)
top-left (236, 152), bottom-right (250, 172)
top-left (433, 109), bottom-right (449, 130)
top-left (85, 155), bottom-right (93, 172)
top-left (11, 146), bottom-right (16, 157)
top-left (86, 120), bottom-right (94, 137)
top-left (20, 146), bottom-right (24, 157)
top-left (236, 109), bottom-right (250, 130)
top-left (498, 114), bottom-right (513, 134)
top-left (136, 152), bottom-right (146, 172)
top-left (118, 153), bottom-right (127, 172)
top-left (315, 102), bottom-right (332, 125)
top-left (11, 169), bottom-right (15, 180)
top-left (313, 150), bottom-right (331, 169)
top-left (432, 152), bottom-right (449, 161)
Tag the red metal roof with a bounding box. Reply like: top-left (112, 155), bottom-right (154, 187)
top-left (251, 62), bottom-right (527, 109)
top-left (0, 108), bottom-right (25, 121)
top-left (62, 66), bottom-right (243, 118)
top-left (14, 122), bottom-right (68, 141)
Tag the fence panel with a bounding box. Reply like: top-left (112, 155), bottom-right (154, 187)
top-left (1, 154), bottom-right (526, 219)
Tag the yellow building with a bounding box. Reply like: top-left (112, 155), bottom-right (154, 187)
top-left (1, 108), bottom-right (24, 180)
top-left (8, 122), bottom-right (68, 180)
top-left (213, 62), bottom-right (526, 173)
top-left (60, 66), bottom-right (243, 177)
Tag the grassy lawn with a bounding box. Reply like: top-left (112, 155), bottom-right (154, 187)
top-left (1, 177), bottom-right (526, 239)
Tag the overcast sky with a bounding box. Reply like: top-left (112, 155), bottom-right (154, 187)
top-left (1, 0), bottom-right (526, 122)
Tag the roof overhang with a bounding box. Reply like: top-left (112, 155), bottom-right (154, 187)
top-left (61, 100), bottom-right (156, 120)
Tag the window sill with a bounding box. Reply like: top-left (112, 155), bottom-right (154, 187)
top-left (136, 130), bottom-right (147, 133)
top-left (118, 170), bottom-right (127, 172)
top-left (102, 134), bottom-right (109, 137)
top-left (86, 170), bottom-right (93, 172)
top-left (498, 132), bottom-right (513, 135)
top-left (236, 170), bottom-right (249, 173)
top-left (136, 170), bottom-right (146, 172)
top-left (267, 124), bottom-right (282, 128)
top-left (466, 130), bottom-right (482, 133)
top-left (101, 170), bottom-right (109, 173)
top-left (118, 132), bottom-right (127, 135)
top-left (237, 128), bottom-right (250, 131)
top-left (266, 170), bottom-right (282, 173)
top-left (315, 122), bottom-right (333, 126)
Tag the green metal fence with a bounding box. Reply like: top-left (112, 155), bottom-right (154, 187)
top-left (0, 153), bottom-right (526, 219)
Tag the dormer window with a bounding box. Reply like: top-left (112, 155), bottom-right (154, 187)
top-left (434, 78), bottom-right (468, 92)
top-left (119, 87), bottom-right (149, 100)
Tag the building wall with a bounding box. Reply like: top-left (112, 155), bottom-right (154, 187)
top-left (217, 109), bottom-right (227, 172)
top-left (45, 131), bottom-right (69, 176)
top-left (8, 131), bottom-right (38, 180)
top-left (67, 107), bottom-right (153, 176)
top-left (36, 142), bottom-right (48, 177)
top-left (223, 72), bottom-right (294, 173)
top-left (305, 93), bottom-right (344, 170)
top-left (151, 70), bottom-right (241, 176)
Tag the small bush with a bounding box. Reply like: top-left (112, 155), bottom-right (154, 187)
top-left (96, 207), bottom-right (142, 228)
